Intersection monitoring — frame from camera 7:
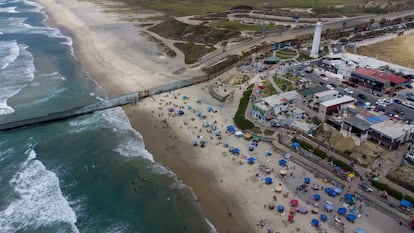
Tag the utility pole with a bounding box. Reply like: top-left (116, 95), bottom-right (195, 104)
top-left (262, 3), bottom-right (268, 39)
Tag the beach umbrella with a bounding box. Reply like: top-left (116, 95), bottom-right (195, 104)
top-left (247, 157), bottom-right (255, 164)
top-left (311, 218), bottom-right (319, 227)
top-left (324, 201), bottom-right (334, 212)
top-left (346, 214), bottom-right (357, 223)
top-left (196, 111), bottom-right (201, 116)
top-left (320, 214), bottom-right (328, 222)
top-left (304, 177), bottom-right (311, 184)
top-left (248, 145), bottom-right (255, 151)
top-left (274, 185), bottom-right (283, 192)
top-left (290, 199), bottom-right (299, 207)
top-left (298, 205), bottom-right (308, 214)
top-left (280, 170), bottom-right (287, 176)
top-left (223, 142), bottom-right (229, 148)
top-left (278, 159), bottom-right (287, 167)
top-left (264, 177), bottom-right (273, 184)
top-left (178, 110), bottom-right (184, 115)
top-left (182, 95), bottom-right (189, 100)
top-left (200, 140), bottom-right (206, 147)
top-left (290, 207), bottom-right (297, 214)
top-left (207, 106), bottom-right (213, 112)
top-left (215, 131), bottom-right (221, 136)
top-left (337, 207), bottom-right (347, 215)
top-left (231, 148), bottom-right (240, 154)
top-left (204, 122), bottom-right (209, 127)
top-left (334, 187), bottom-right (343, 194)
top-left (313, 194), bottom-right (321, 201)
top-left (355, 228), bottom-right (367, 233)
top-left (186, 105), bottom-right (192, 109)
top-left (226, 125), bottom-right (235, 133)
top-left (168, 107), bottom-right (174, 112)
top-left (265, 150), bottom-right (272, 156)
top-left (192, 140), bottom-right (197, 146)
top-left (288, 214), bottom-right (294, 221)
top-left (277, 205), bottom-right (285, 213)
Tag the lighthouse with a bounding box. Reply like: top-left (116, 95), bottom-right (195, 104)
top-left (310, 20), bottom-right (323, 58)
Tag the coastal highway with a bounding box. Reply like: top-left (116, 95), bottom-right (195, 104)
top-left (198, 9), bottom-right (414, 68)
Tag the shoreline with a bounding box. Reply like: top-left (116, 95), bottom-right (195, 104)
top-left (34, 0), bottom-right (252, 232)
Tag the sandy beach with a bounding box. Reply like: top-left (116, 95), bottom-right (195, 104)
top-left (34, 0), bottom-right (413, 232)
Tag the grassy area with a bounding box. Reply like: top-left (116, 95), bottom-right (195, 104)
top-left (140, 31), bottom-right (176, 57)
top-left (174, 42), bottom-right (215, 64)
top-left (261, 79), bottom-right (278, 97)
top-left (275, 49), bottom-right (297, 59)
top-left (234, 84), bottom-right (255, 130)
top-left (208, 20), bottom-right (283, 32)
top-left (273, 77), bottom-right (295, 92)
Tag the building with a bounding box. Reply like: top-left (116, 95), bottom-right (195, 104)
top-left (310, 20), bottom-right (322, 58)
top-left (309, 90), bottom-right (339, 111)
top-left (252, 90), bottom-right (297, 119)
top-left (368, 121), bottom-right (414, 150)
top-left (297, 86), bottom-right (329, 104)
top-left (350, 68), bottom-right (408, 92)
top-left (318, 95), bottom-right (355, 120)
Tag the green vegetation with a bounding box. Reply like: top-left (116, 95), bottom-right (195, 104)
top-left (234, 75), bottom-right (250, 85)
top-left (312, 116), bottom-right (321, 125)
top-left (331, 157), bottom-right (353, 172)
top-left (273, 77), bottom-right (295, 92)
top-left (264, 129), bottom-right (275, 136)
top-left (234, 85), bottom-right (255, 130)
top-left (314, 147), bottom-right (328, 159)
top-left (174, 42), bottom-right (215, 64)
top-left (370, 180), bottom-right (403, 200)
top-left (275, 49), bottom-right (297, 59)
top-left (261, 79), bottom-right (278, 97)
top-left (208, 20), bottom-right (283, 32)
top-left (297, 51), bottom-right (312, 61)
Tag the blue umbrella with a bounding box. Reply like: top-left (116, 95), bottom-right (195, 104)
top-left (264, 177), bottom-right (273, 184)
top-left (304, 177), bottom-right (311, 184)
top-left (277, 205), bottom-right (285, 213)
top-left (346, 214), bottom-right (357, 222)
top-left (320, 214), bottom-right (328, 222)
top-left (355, 228), bottom-right (366, 233)
top-left (311, 218), bottom-right (319, 226)
top-left (313, 194), bottom-right (321, 201)
top-left (232, 148), bottom-right (240, 154)
top-left (247, 157), bottom-right (255, 164)
top-left (337, 207), bottom-right (347, 215)
top-left (248, 145), bottom-right (255, 151)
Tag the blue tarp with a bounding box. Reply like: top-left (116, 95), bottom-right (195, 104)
top-left (304, 177), bottom-right (311, 184)
top-left (338, 207), bottom-right (347, 215)
top-left (320, 214), bottom-right (328, 222)
top-left (346, 214), bottom-right (356, 222)
top-left (400, 199), bottom-right (413, 208)
top-left (226, 125), bottom-right (235, 133)
top-left (277, 205), bottom-right (285, 213)
top-left (313, 194), bottom-right (321, 201)
top-left (247, 157), bottom-right (255, 164)
top-left (311, 219), bottom-right (319, 226)
top-left (264, 177), bottom-right (273, 184)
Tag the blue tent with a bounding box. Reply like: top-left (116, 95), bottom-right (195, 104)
top-left (400, 199), bottom-right (413, 208)
top-left (226, 125), bottom-right (235, 133)
top-left (277, 205), bottom-right (285, 213)
top-left (207, 106), bottom-right (213, 112)
top-left (291, 142), bottom-right (300, 148)
top-left (232, 148), bottom-right (240, 154)
top-left (325, 188), bottom-right (338, 197)
top-left (346, 214), bottom-right (357, 222)
top-left (311, 219), bottom-right (319, 226)
top-left (264, 177), bottom-right (273, 184)
top-left (355, 228), bottom-right (367, 233)
top-left (320, 214), bottom-right (328, 222)
top-left (304, 177), bottom-right (311, 184)
top-left (313, 194), bottom-right (321, 201)
top-left (247, 157), bottom-right (256, 164)
top-left (178, 110), bottom-right (184, 115)
top-left (337, 207), bottom-right (347, 215)
top-left (324, 201), bottom-right (334, 212)
top-left (344, 193), bottom-right (353, 200)
top-left (248, 145), bottom-right (255, 151)
top-left (279, 159), bottom-right (287, 167)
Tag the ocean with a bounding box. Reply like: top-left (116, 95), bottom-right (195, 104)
top-left (0, 0), bottom-right (212, 232)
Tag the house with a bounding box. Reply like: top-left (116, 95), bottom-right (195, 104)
top-left (318, 96), bottom-right (355, 121)
top-left (368, 121), bottom-right (414, 150)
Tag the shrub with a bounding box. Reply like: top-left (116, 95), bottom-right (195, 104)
top-left (299, 140), bottom-right (314, 151)
top-left (233, 85), bottom-right (255, 130)
top-left (370, 180), bottom-right (403, 200)
top-left (313, 147), bottom-right (328, 159)
top-left (332, 158), bottom-right (353, 172)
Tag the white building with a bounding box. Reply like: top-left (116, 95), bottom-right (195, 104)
top-left (310, 20), bottom-right (322, 58)
top-left (318, 95), bottom-right (355, 120)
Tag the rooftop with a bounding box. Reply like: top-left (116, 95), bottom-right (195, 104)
top-left (297, 86), bottom-right (328, 97)
top-left (353, 68), bottom-right (407, 84)
top-left (370, 121), bottom-right (413, 140)
top-left (320, 95), bottom-right (355, 107)
top-left (314, 90), bottom-right (339, 98)
top-left (344, 116), bottom-right (371, 131)
top-left (261, 90), bottom-right (297, 106)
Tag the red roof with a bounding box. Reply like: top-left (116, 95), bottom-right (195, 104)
top-left (354, 68), bottom-right (407, 84)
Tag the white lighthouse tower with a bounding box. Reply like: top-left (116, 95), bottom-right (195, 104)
top-left (310, 20), bottom-right (323, 58)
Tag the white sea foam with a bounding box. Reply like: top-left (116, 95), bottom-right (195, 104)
top-left (0, 6), bottom-right (17, 13)
top-left (0, 40), bottom-right (19, 70)
top-left (205, 218), bottom-right (218, 233)
top-left (0, 149), bottom-right (79, 232)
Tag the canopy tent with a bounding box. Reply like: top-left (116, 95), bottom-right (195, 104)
top-left (325, 187), bottom-right (338, 197)
top-left (344, 193), bottom-right (356, 204)
top-left (277, 205), bottom-right (285, 213)
top-left (288, 214), bottom-right (294, 222)
top-left (334, 187), bottom-right (343, 194)
top-left (231, 148), bottom-right (240, 154)
top-left (248, 145), bottom-right (255, 151)
top-left (311, 219), bottom-right (320, 227)
top-left (344, 193), bottom-right (353, 199)
top-left (200, 141), bottom-right (206, 147)
top-left (320, 214), bottom-right (328, 222)
top-left (290, 199), bottom-right (299, 207)
top-left (304, 177), bottom-right (311, 184)
top-left (192, 140), bottom-right (197, 146)
top-left (178, 110), bottom-right (185, 115)
top-left (289, 207), bottom-right (296, 214)
top-left (298, 206), bottom-right (308, 214)
top-left (280, 170), bottom-right (287, 176)
top-left (313, 194), bottom-right (321, 201)
top-left (346, 214), bottom-right (357, 223)
top-left (337, 207), bottom-right (347, 215)
top-left (264, 177), bottom-right (273, 184)
top-left (186, 105), bottom-right (192, 109)
top-left (247, 157), bottom-right (256, 164)
top-left (226, 125), bottom-right (235, 133)
top-left (355, 228), bottom-right (366, 233)
top-left (211, 124), bottom-right (217, 130)
top-left (324, 201), bottom-right (334, 212)
top-left (279, 159), bottom-right (288, 167)
top-left (243, 133), bottom-right (253, 140)
top-left (235, 131), bottom-right (244, 137)
top-left (284, 153), bottom-right (292, 160)
top-left (400, 199), bottom-right (413, 208)
top-left (252, 135), bottom-right (260, 142)
top-left (203, 122), bottom-right (209, 127)
top-left (215, 131), bottom-right (222, 136)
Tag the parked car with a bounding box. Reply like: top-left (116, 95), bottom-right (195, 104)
top-left (357, 94), bottom-right (367, 99)
top-left (394, 99), bottom-right (402, 104)
top-left (326, 84), bottom-right (334, 90)
top-left (344, 88), bottom-right (354, 94)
